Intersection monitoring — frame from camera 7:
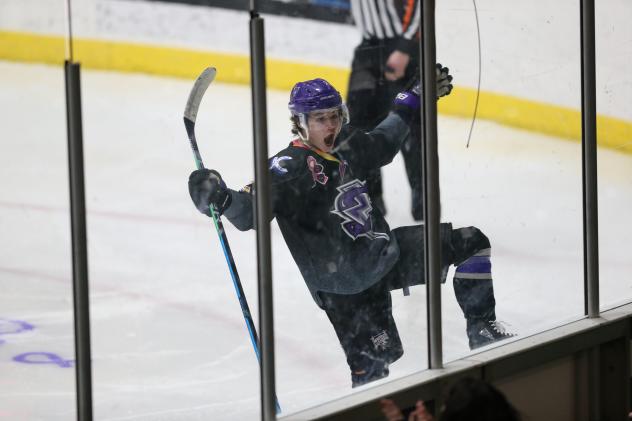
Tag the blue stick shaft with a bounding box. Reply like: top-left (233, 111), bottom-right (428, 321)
top-left (184, 116), bottom-right (280, 413)
top-left (186, 118), bottom-right (261, 357)
top-left (210, 207), bottom-right (261, 360)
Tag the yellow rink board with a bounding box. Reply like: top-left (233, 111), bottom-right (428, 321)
top-left (1, 30), bottom-right (630, 154)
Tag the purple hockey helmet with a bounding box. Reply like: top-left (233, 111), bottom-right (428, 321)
top-left (288, 79), bottom-right (349, 140)
top-left (289, 78), bottom-right (343, 114)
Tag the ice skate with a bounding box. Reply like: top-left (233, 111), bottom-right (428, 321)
top-left (467, 319), bottom-right (516, 350)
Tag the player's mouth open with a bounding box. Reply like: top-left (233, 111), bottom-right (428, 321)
top-left (324, 134), bottom-right (335, 147)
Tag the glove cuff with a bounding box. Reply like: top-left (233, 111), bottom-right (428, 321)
top-left (392, 91), bottom-right (420, 124)
top-left (393, 91), bottom-right (420, 110)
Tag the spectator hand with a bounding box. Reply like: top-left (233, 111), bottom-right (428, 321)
top-left (188, 168), bottom-right (232, 217)
top-left (380, 399), bottom-right (435, 421)
top-left (380, 399), bottom-right (405, 421)
top-left (407, 400), bottom-right (434, 421)
top-left (385, 50), bottom-right (410, 81)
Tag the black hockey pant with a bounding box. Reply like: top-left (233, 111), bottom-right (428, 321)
top-left (319, 224), bottom-right (496, 374)
top-left (386, 224), bottom-right (497, 322)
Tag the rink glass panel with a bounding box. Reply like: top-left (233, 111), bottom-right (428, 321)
top-left (72, 2), bottom-right (262, 419)
top-left (0, 5), bottom-right (76, 420)
top-left (596, 0), bottom-right (632, 311)
top-left (436, 0), bottom-right (585, 363)
top-left (260, 0), bottom-right (433, 415)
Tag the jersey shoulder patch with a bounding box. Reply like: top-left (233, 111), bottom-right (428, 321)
top-left (268, 145), bottom-right (311, 179)
top-left (269, 155), bottom-right (292, 175)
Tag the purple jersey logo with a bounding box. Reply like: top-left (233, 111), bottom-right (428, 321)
top-left (331, 179), bottom-right (389, 241)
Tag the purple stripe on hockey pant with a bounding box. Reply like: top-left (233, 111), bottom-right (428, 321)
top-left (456, 256), bottom-right (491, 275)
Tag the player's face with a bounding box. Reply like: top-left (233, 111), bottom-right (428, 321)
top-left (306, 108), bottom-right (342, 152)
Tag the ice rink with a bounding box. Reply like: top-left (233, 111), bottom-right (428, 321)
top-left (1, 60), bottom-right (631, 420)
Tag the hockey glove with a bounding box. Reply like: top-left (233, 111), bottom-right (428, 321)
top-left (188, 169), bottom-right (232, 217)
top-left (436, 63), bottom-right (453, 99)
top-left (392, 63), bottom-right (453, 123)
top-left (392, 81), bottom-right (421, 124)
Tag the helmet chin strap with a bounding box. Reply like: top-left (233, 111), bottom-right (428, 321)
top-left (297, 113), bottom-right (309, 142)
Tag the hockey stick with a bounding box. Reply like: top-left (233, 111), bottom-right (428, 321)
top-left (184, 68), bottom-right (280, 412)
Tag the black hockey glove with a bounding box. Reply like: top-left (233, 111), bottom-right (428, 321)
top-left (436, 63), bottom-right (453, 99)
top-left (188, 169), bottom-right (232, 217)
top-left (392, 63), bottom-right (453, 123)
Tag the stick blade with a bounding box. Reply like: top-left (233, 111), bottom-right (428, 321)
top-left (184, 67), bottom-right (216, 123)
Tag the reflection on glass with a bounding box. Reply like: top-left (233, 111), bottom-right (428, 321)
top-left (596, 0), bottom-right (632, 311)
top-left (438, 0), bottom-right (584, 362)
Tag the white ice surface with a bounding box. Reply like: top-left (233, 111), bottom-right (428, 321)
top-left (0, 61), bottom-right (631, 420)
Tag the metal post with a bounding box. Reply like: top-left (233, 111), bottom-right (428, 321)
top-left (580, 0), bottom-right (599, 318)
top-left (249, 5), bottom-right (276, 420)
top-left (65, 60), bottom-right (94, 421)
top-left (419, 0), bottom-right (442, 369)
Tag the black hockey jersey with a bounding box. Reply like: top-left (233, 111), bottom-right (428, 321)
top-left (223, 113), bottom-right (410, 305)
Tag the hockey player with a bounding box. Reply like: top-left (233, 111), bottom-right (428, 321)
top-left (188, 76), bottom-right (514, 388)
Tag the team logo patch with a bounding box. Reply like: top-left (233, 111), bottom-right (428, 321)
top-left (269, 155), bottom-right (292, 175)
top-left (307, 156), bottom-right (328, 186)
top-left (371, 330), bottom-right (389, 351)
top-left (331, 179), bottom-right (389, 241)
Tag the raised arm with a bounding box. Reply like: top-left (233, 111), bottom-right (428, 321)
top-left (188, 163), bottom-right (300, 232)
top-left (335, 113), bottom-right (411, 170)
top-left (335, 78), bottom-right (421, 170)
top-left (336, 64), bottom-right (452, 172)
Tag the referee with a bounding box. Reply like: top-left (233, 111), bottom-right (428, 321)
top-left (346, 0), bottom-right (423, 220)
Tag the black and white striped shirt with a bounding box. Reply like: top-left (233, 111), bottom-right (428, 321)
top-left (350, 0), bottom-right (420, 51)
